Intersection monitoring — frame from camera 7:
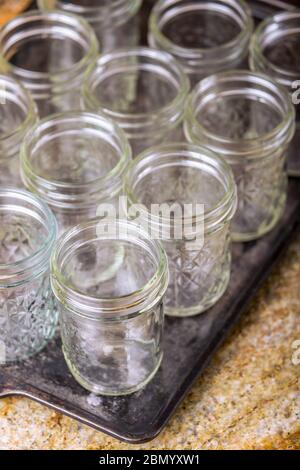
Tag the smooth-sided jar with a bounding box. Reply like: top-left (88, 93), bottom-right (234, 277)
top-left (250, 12), bottom-right (300, 176)
top-left (184, 71), bottom-right (295, 242)
top-left (51, 219), bottom-right (168, 395)
top-left (148, 0), bottom-right (253, 86)
top-left (20, 111), bottom-right (131, 235)
top-left (0, 10), bottom-right (98, 117)
top-left (82, 47), bottom-right (190, 156)
top-left (0, 188), bottom-right (57, 363)
top-left (38, 0), bottom-right (142, 53)
top-left (124, 143), bottom-right (237, 317)
top-left (0, 75), bottom-right (37, 186)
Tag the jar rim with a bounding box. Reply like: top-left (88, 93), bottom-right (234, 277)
top-left (0, 188), bottom-right (57, 287)
top-left (124, 142), bottom-right (237, 233)
top-left (51, 218), bottom-right (169, 319)
top-left (149, 0), bottom-right (253, 62)
top-left (82, 47), bottom-right (190, 136)
top-left (250, 11), bottom-right (300, 88)
top-left (184, 70), bottom-right (295, 158)
top-left (20, 111), bottom-right (132, 210)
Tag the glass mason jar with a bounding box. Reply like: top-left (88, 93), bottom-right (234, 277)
top-left (0, 74), bottom-right (37, 187)
top-left (250, 12), bottom-right (300, 177)
top-left (20, 111), bottom-right (131, 236)
top-left (148, 0), bottom-right (253, 86)
top-left (184, 71), bottom-right (295, 242)
top-left (38, 0), bottom-right (142, 53)
top-left (0, 10), bottom-right (98, 118)
top-left (82, 47), bottom-right (190, 156)
top-left (51, 218), bottom-right (168, 395)
top-left (124, 143), bottom-right (237, 317)
top-left (0, 188), bottom-right (57, 363)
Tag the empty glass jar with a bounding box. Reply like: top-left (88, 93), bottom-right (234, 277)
top-left (82, 47), bottom-right (190, 156)
top-left (51, 218), bottom-right (168, 395)
top-left (0, 74), bottom-right (37, 187)
top-left (0, 188), bottom-right (57, 363)
top-left (250, 12), bottom-right (300, 177)
top-left (38, 0), bottom-right (142, 53)
top-left (124, 143), bottom-right (237, 317)
top-left (0, 10), bottom-right (98, 117)
top-left (184, 71), bottom-right (295, 242)
top-left (20, 111), bottom-right (131, 235)
top-left (148, 0), bottom-right (253, 86)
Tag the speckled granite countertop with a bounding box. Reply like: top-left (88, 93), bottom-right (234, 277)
top-left (0, 233), bottom-right (299, 450)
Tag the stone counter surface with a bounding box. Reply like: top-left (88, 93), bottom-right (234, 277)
top-left (0, 233), bottom-right (299, 450)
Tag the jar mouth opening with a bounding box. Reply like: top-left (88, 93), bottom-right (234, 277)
top-left (250, 12), bottom-right (300, 87)
top-left (51, 218), bottom-right (168, 318)
top-left (185, 70), bottom-right (295, 157)
top-left (20, 111), bottom-right (132, 209)
top-left (149, 0), bottom-right (253, 60)
top-left (124, 143), bottom-right (237, 232)
top-left (0, 188), bottom-right (57, 286)
top-left (83, 47), bottom-right (190, 134)
top-left (0, 10), bottom-right (98, 88)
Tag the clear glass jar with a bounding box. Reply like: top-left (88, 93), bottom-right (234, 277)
top-left (184, 71), bottom-right (295, 242)
top-left (148, 0), bottom-right (253, 86)
top-left (0, 74), bottom-right (37, 186)
top-left (51, 218), bottom-right (168, 395)
top-left (124, 143), bottom-right (237, 317)
top-left (0, 188), bottom-right (57, 364)
top-left (0, 10), bottom-right (98, 118)
top-left (82, 47), bottom-right (190, 156)
top-left (38, 0), bottom-right (142, 53)
top-left (20, 111), bottom-right (131, 236)
top-left (250, 12), bottom-right (300, 177)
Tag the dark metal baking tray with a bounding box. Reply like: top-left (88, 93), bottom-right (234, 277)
top-left (0, 0), bottom-right (299, 444)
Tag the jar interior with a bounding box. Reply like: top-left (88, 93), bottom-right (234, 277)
top-left (261, 32), bottom-right (300, 74)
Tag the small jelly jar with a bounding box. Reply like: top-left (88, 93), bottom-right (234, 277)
top-left (0, 10), bottom-right (98, 117)
top-left (38, 0), bottom-right (142, 53)
top-left (51, 218), bottom-right (168, 395)
top-left (0, 74), bottom-right (37, 186)
top-left (148, 0), bottom-right (253, 86)
top-left (0, 188), bottom-right (57, 363)
top-left (20, 111), bottom-right (131, 235)
top-left (82, 47), bottom-right (190, 156)
top-left (124, 143), bottom-right (237, 317)
top-left (184, 71), bottom-right (295, 242)
top-left (250, 11), bottom-right (300, 177)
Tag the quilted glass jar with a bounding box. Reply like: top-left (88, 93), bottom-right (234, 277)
top-left (0, 74), bottom-right (37, 186)
top-left (82, 47), bottom-right (190, 156)
top-left (250, 12), bottom-right (300, 177)
top-left (0, 10), bottom-right (98, 117)
top-left (20, 111), bottom-right (131, 236)
top-left (184, 71), bottom-right (295, 241)
top-left (0, 188), bottom-right (57, 364)
top-left (148, 0), bottom-right (253, 86)
top-left (124, 143), bottom-right (237, 317)
top-left (38, 0), bottom-right (141, 53)
top-left (51, 219), bottom-right (168, 395)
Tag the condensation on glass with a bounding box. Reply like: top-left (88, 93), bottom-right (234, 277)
top-left (148, 0), bottom-right (253, 86)
top-left (51, 219), bottom-right (168, 395)
top-left (0, 10), bottom-right (98, 117)
top-left (82, 47), bottom-right (190, 156)
top-left (124, 143), bottom-right (237, 317)
top-left (20, 111), bottom-right (131, 236)
top-left (0, 75), bottom-right (37, 187)
top-left (250, 12), bottom-right (300, 177)
top-left (38, 0), bottom-right (142, 53)
top-left (0, 188), bottom-right (57, 363)
top-left (185, 71), bottom-right (295, 242)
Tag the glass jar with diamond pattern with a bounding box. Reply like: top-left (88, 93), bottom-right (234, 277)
top-left (124, 143), bottom-right (237, 317)
top-left (0, 188), bottom-right (57, 364)
top-left (184, 71), bottom-right (295, 242)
